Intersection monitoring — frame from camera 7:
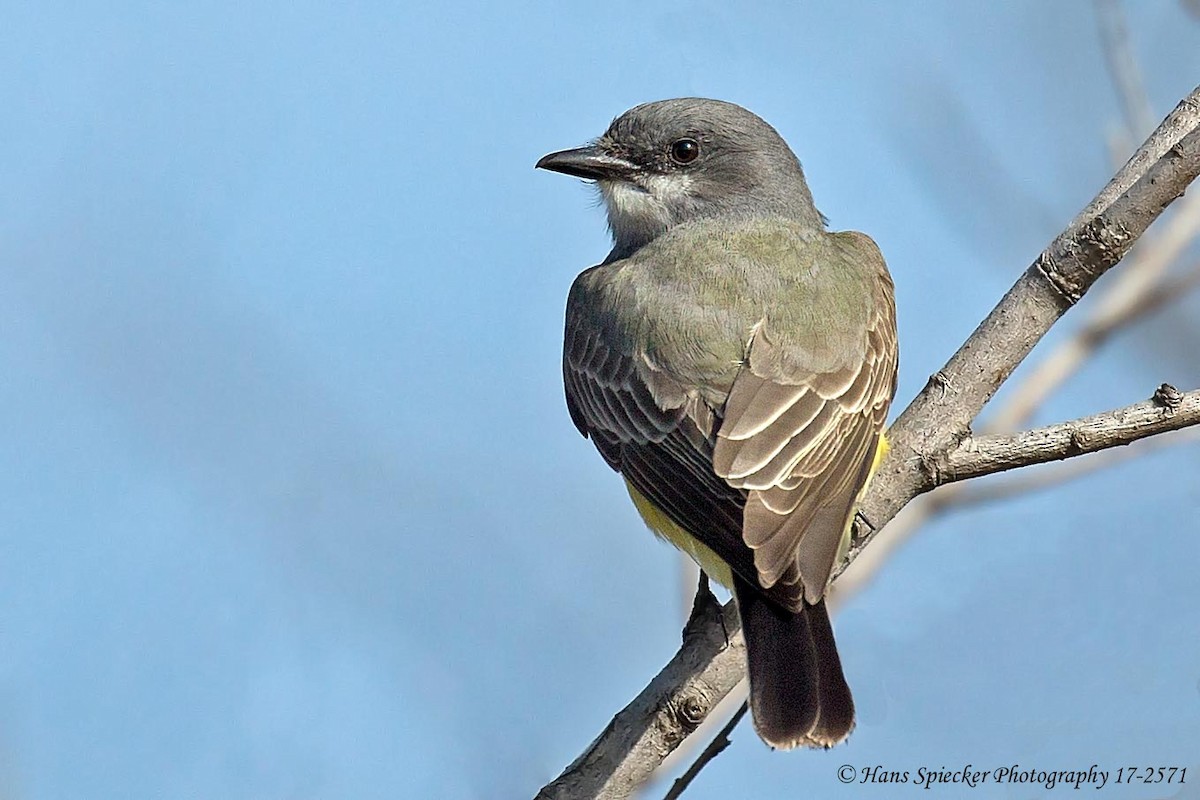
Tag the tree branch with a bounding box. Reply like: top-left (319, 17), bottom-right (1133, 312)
top-left (930, 425), bottom-right (1200, 509)
top-left (937, 385), bottom-right (1200, 484)
top-left (534, 595), bottom-right (744, 800)
top-left (534, 85), bottom-right (1200, 800)
top-left (832, 57), bottom-right (1200, 615)
top-left (861, 95), bottom-right (1200, 541)
top-left (987, 193), bottom-right (1200, 433)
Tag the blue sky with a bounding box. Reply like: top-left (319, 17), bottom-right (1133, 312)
top-left (1, 2), bottom-right (1198, 798)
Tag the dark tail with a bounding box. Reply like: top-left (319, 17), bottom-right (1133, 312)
top-left (733, 575), bottom-right (855, 749)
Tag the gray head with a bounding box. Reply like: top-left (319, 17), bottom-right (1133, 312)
top-left (537, 98), bottom-right (823, 256)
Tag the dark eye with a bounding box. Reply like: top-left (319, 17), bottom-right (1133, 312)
top-left (670, 138), bottom-right (700, 164)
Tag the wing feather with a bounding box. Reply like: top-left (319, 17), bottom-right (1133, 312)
top-left (712, 236), bottom-right (897, 605)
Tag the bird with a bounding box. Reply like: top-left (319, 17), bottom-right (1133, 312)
top-left (537, 98), bottom-right (898, 750)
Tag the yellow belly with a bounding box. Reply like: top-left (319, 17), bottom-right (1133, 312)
top-left (624, 432), bottom-right (890, 587)
top-left (625, 480), bottom-right (735, 588)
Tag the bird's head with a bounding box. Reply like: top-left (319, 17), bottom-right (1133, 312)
top-left (537, 98), bottom-right (823, 256)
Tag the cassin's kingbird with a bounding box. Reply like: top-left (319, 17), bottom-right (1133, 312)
top-left (538, 99), bottom-right (897, 749)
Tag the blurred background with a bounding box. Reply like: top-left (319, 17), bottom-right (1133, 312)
top-left (2, 2), bottom-right (1199, 798)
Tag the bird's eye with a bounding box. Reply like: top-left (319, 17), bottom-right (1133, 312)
top-left (670, 138), bottom-right (700, 164)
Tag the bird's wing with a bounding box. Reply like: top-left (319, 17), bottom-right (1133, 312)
top-left (711, 232), bottom-right (897, 607)
top-left (564, 230), bottom-right (897, 611)
top-left (563, 265), bottom-right (758, 584)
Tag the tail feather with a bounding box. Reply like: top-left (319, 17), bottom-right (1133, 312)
top-left (804, 597), bottom-right (856, 747)
top-left (733, 576), bottom-right (855, 749)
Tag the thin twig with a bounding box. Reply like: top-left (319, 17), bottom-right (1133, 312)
top-left (934, 426), bottom-right (1200, 508)
top-left (660, 703), bottom-right (750, 800)
top-left (937, 385), bottom-right (1200, 484)
top-left (1096, 0), bottom-right (1157, 139)
top-left (831, 421), bottom-right (1200, 605)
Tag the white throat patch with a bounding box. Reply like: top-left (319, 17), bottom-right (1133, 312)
top-left (599, 173), bottom-right (694, 247)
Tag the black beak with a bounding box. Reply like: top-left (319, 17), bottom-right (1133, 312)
top-left (535, 145), bottom-right (636, 181)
